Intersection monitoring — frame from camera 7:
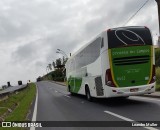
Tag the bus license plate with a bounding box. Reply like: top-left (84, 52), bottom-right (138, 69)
top-left (130, 88), bottom-right (139, 92)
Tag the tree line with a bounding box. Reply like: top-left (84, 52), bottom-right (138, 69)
top-left (155, 48), bottom-right (160, 67)
top-left (41, 57), bottom-right (68, 82)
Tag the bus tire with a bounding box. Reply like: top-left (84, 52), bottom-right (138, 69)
top-left (68, 86), bottom-right (74, 95)
top-left (119, 96), bottom-right (129, 99)
top-left (123, 96), bottom-right (129, 99)
top-left (68, 85), bottom-right (71, 92)
top-left (85, 86), bottom-right (92, 101)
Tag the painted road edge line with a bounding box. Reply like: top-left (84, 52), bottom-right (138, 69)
top-left (64, 95), bottom-right (71, 98)
top-left (30, 84), bottom-right (38, 130)
top-left (104, 111), bottom-right (159, 130)
top-left (131, 96), bottom-right (160, 102)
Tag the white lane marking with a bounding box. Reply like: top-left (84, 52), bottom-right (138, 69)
top-left (131, 96), bottom-right (160, 102)
top-left (64, 95), bottom-right (71, 98)
top-left (30, 84), bottom-right (38, 130)
top-left (104, 111), bottom-right (159, 130)
top-left (51, 87), bottom-right (70, 99)
top-left (104, 111), bottom-right (133, 121)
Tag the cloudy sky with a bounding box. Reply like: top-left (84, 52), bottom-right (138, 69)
top-left (0, 0), bottom-right (158, 86)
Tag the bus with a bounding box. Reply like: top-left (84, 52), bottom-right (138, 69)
top-left (65, 26), bottom-right (156, 100)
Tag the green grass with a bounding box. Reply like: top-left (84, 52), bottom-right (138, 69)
top-left (0, 108), bottom-right (8, 115)
top-left (156, 67), bottom-right (160, 83)
top-left (0, 83), bottom-right (36, 130)
top-left (156, 67), bottom-right (160, 91)
top-left (156, 84), bottom-right (160, 91)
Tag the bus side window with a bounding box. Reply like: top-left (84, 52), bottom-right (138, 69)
top-left (101, 38), bottom-right (104, 48)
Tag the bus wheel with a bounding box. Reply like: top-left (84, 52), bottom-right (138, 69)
top-left (68, 86), bottom-right (71, 92)
top-left (68, 86), bottom-right (74, 95)
top-left (118, 96), bottom-right (129, 99)
top-left (123, 96), bottom-right (129, 99)
top-left (85, 87), bottom-right (92, 101)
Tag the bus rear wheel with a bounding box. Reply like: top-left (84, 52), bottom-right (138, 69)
top-left (85, 87), bottom-right (92, 101)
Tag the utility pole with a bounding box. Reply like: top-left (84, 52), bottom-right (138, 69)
top-left (155, 0), bottom-right (160, 46)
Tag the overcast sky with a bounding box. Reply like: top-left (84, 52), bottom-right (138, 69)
top-left (0, 0), bottom-right (158, 86)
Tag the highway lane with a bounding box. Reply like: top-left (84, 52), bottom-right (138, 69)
top-left (34, 81), bottom-right (160, 130)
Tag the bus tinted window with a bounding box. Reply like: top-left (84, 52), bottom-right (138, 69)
top-left (75, 37), bottom-right (101, 69)
top-left (108, 28), bottom-right (152, 49)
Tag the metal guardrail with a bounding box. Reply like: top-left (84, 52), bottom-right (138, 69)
top-left (0, 84), bottom-right (27, 98)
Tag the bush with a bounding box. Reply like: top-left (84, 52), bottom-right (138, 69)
top-left (155, 48), bottom-right (160, 67)
top-left (156, 84), bottom-right (160, 91)
top-left (156, 67), bottom-right (160, 84)
top-left (53, 77), bottom-right (65, 82)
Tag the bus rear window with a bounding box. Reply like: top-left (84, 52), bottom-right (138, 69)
top-left (108, 27), bottom-right (152, 49)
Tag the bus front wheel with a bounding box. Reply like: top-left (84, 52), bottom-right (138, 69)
top-left (68, 86), bottom-right (71, 92)
top-left (68, 86), bottom-right (74, 95)
top-left (85, 86), bottom-right (92, 101)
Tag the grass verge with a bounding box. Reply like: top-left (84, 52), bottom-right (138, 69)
top-left (0, 83), bottom-right (36, 130)
top-left (156, 67), bottom-right (160, 91)
top-left (156, 84), bottom-right (160, 91)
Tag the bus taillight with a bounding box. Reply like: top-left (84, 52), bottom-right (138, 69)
top-left (149, 65), bottom-right (156, 84)
top-left (105, 69), bottom-right (116, 87)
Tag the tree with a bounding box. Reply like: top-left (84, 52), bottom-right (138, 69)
top-left (42, 57), bottom-right (68, 82)
top-left (48, 64), bottom-right (52, 70)
top-left (155, 0), bottom-right (160, 35)
top-left (62, 56), bottom-right (68, 65)
top-left (56, 58), bottom-right (62, 67)
top-left (53, 57), bottom-right (67, 69)
top-left (52, 61), bottom-right (56, 68)
top-left (155, 48), bottom-right (160, 67)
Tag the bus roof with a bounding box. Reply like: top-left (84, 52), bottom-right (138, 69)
top-left (66, 26), bottom-right (150, 62)
top-left (107, 26), bottom-right (148, 31)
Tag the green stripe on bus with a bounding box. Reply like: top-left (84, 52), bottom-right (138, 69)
top-left (68, 77), bottom-right (82, 93)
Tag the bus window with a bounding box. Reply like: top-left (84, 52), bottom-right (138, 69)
top-left (101, 38), bottom-right (104, 48)
top-left (108, 27), bottom-right (152, 49)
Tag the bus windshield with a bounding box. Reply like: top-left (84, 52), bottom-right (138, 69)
top-left (108, 27), bottom-right (152, 49)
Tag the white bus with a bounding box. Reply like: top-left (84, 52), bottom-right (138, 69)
top-left (65, 26), bottom-right (156, 100)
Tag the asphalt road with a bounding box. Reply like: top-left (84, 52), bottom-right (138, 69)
top-left (34, 81), bottom-right (160, 130)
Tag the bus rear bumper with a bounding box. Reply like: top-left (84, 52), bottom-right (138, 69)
top-left (105, 82), bottom-right (156, 98)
